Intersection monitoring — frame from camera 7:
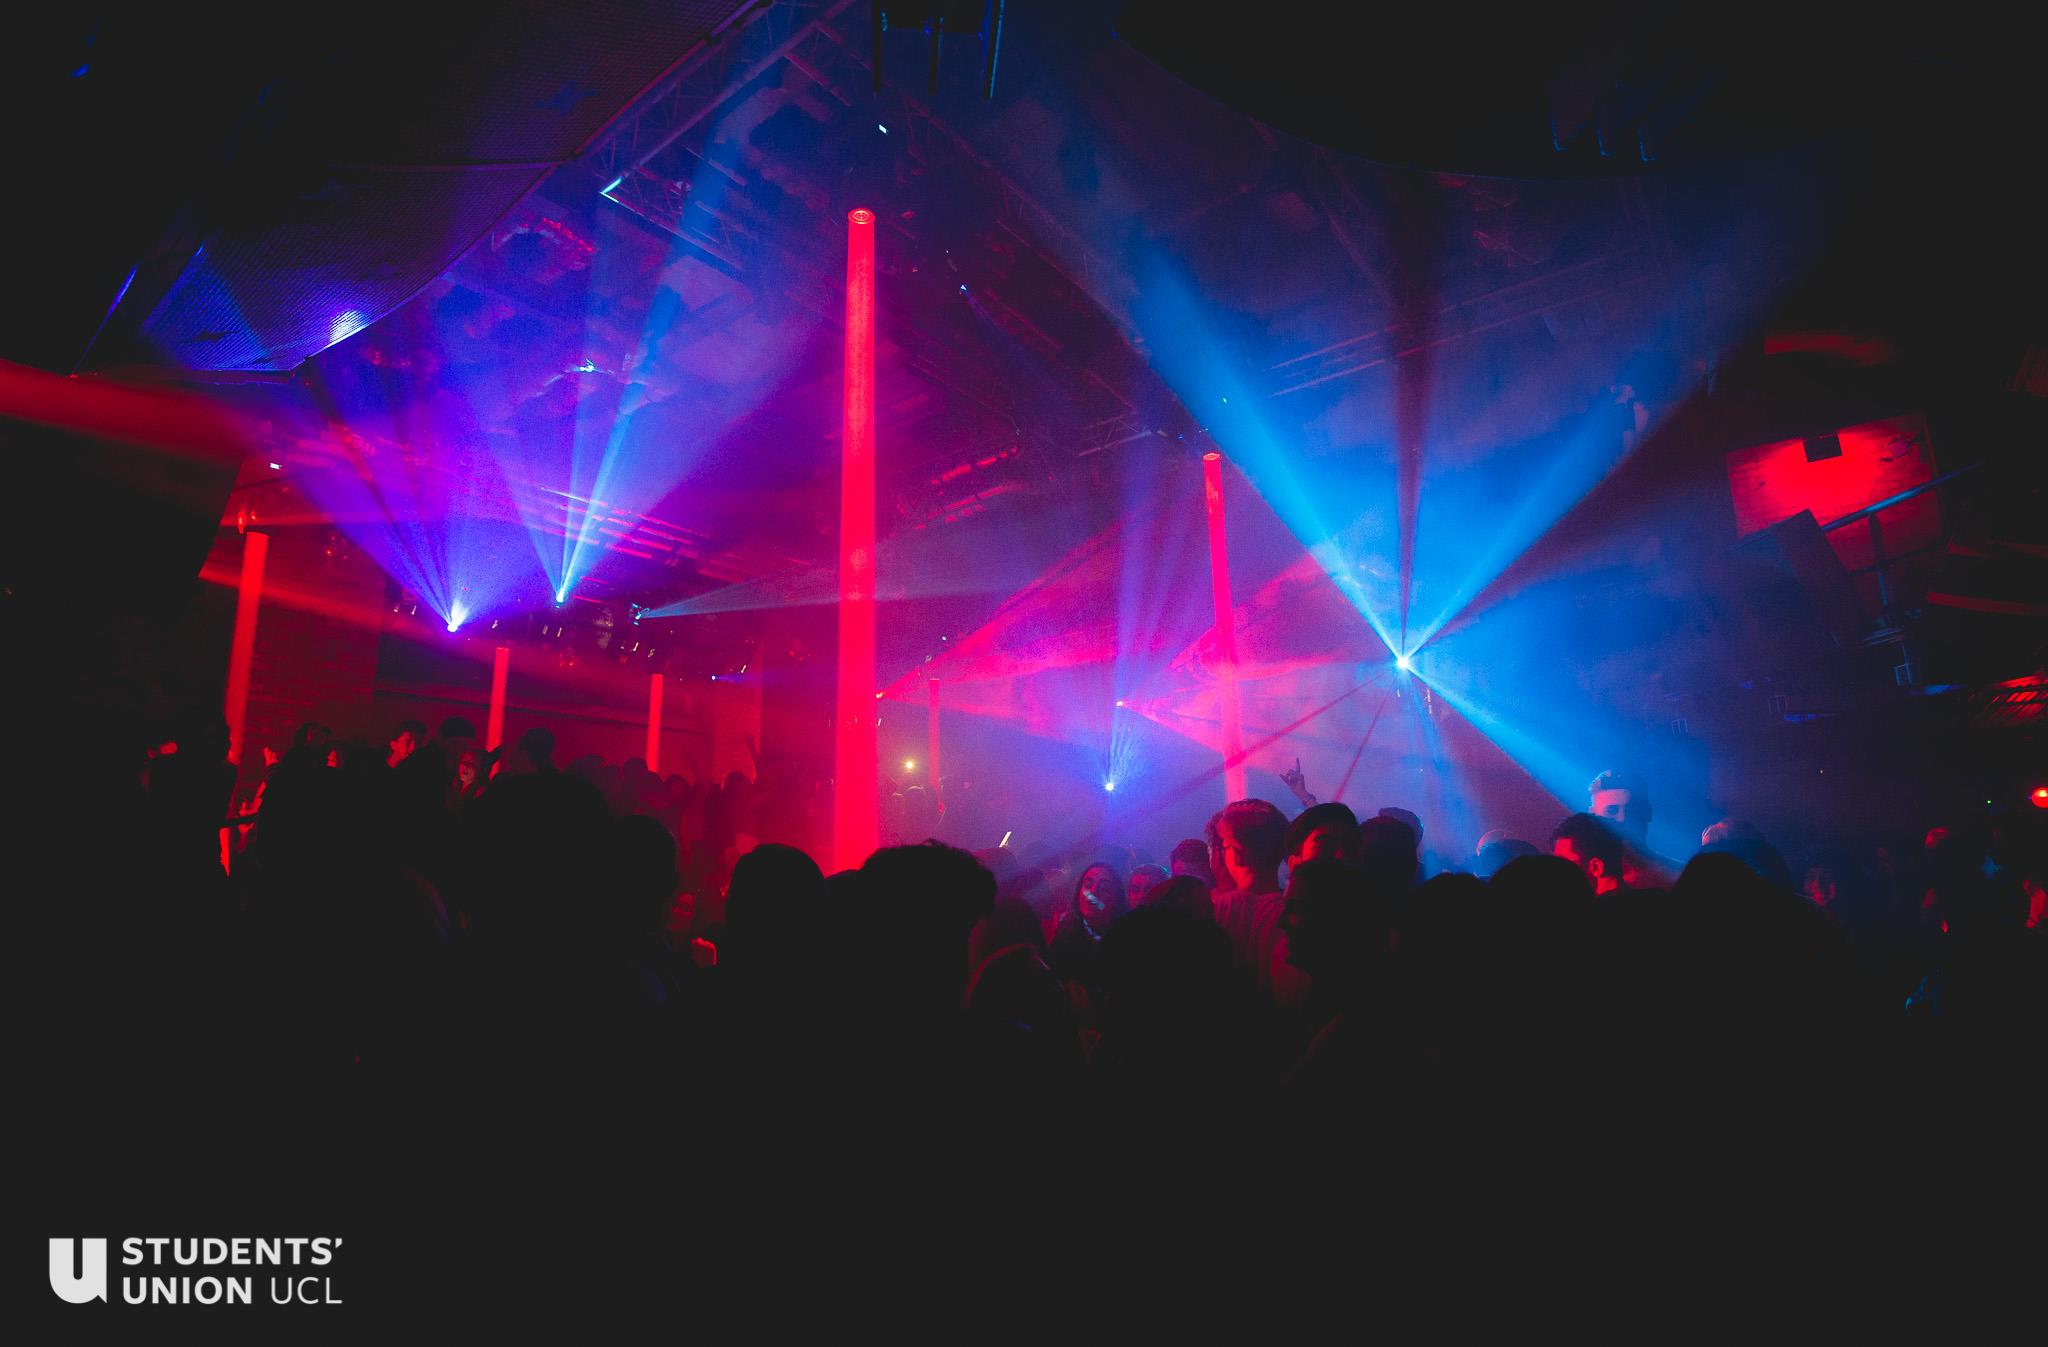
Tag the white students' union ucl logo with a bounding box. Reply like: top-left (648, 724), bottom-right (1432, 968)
top-left (50, 1238), bottom-right (109, 1304)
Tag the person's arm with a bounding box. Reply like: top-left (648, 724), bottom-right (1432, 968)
top-left (1280, 757), bottom-right (1317, 807)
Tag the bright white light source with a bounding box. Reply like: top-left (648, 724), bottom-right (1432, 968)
top-left (267, 461), bottom-right (281, 470)
top-left (1103, 780), bottom-right (1117, 792)
top-left (904, 759), bottom-right (916, 771)
top-left (329, 311), bottom-right (367, 348)
top-left (1397, 653), bottom-right (1413, 672)
top-left (877, 123), bottom-right (888, 134)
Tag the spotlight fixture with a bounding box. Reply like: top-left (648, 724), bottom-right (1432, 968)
top-left (877, 123), bottom-right (888, 134)
top-left (2033, 785), bottom-right (2048, 809)
top-left (1103, 780), bottom-right (1117, 792)
top-left (1396, 653), bottom-right (1413, 672)
top-left (1115, 698), bottom-right (1126, 708)
top-left (267, 461), bottom-right (281, 470)
top-left (904, 759), bottom-right (916, 771)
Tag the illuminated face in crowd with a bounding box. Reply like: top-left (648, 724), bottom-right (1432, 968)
top-left (1552, 835), bottom-right (1614, 892)
top-left (1217, 823), bottom-right (1261, 892)
top-left (1802, 867), bottom-right (1837, 908)
top-left (1078, 864), bottom-right (1124, 932)
top-left (1589, 787), bottom-right (1646, 845)
top-left (389, 729), bottom-right (418, 765)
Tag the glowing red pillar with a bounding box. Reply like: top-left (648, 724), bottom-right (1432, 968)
top-left (1203, 452), bottom-right (1247, 802)
top-left (223, 530), bottom-right (269, 770)
top-left (927, 677), bottom-right (942, 815)
top-left (835, 206), bottom-right (880, 871)
top-left (645, 672), bottom-right (664, 775)
top-left (486, 645), bottom-right (510, 752)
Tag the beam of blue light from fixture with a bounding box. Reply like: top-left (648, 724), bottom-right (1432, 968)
top-left (562, 123), bottom-right (815, 600)
top-left (1408, 595), bottom-right (1713, 858)
top-left (282, 367), bottom-right (537, 632)
top-left (1126, 256), bottom-right (1405, 662)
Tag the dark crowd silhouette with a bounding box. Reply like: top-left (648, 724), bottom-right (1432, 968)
top-left (28, 704), bottom-right (2046, 1305)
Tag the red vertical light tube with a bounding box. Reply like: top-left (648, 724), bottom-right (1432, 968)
top-left (646, 672), bottom-right (665, 775)
top-left (487, 645), bottom-right (510, 752)
top-left (223, 530), bottom-right (269, 770)
top-left (927, 677), bottom-right (942, 815)
top-left (1202, 452), bottom-right (1247, 802)
top-left (835, 207), bottom-right (880, 871)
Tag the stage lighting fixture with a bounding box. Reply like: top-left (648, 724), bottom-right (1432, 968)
top-left (267, 461), bottom-right (281, 470)
top-left (601, 176), bottom-right (623, 195)
top-left (2032, 786), bottom-right (2047, 809)
top-left (1397, 653), bottom-right (1413, 672)
top-left (877, 123), bottom-right (888, 134)
top-left (555, 589), bottom-right (567, 606)
top-left (904, 759), bottom-right (916, 771)
top-left (959, 283), bottom-right (968, 294)
top-left (1103, 780), bottom-right (1117, 792)
top-left (1115, 698), bottom-right (1126, 707)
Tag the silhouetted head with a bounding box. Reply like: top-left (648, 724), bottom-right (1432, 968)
top-left (1357, 814), bottom-right (1420, 893)
top-left (1127, 863), bottom-right (1169, 907)
top-left (968, 896), bottom-right (1049, 974)
top-left (1169, 837), bottom-right (1213, 884)
top-left (1377, 806), bottom-right (1423, 846)
top-left (1475, 834), bottom-right (1541, 878)
top-left (1139, 874), bottom-right (1215, 920)
top-left (517, 726), bottom-right (556, 770)
top-left (723, 842), bottom-right (826, 972)
top-left (1280, 857), bottom-right (1385, 978)
top-left (860, 842), bottom-right (998, 1002)
top-left (1286, 802), bottom-right (1362, 869)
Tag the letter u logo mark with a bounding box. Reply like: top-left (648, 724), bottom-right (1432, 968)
top-left (49, 1238), bottom-right (108, 1304)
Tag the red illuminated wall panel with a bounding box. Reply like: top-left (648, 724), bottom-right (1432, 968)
top-left (1725, 413), bottom-right (1941, 613)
